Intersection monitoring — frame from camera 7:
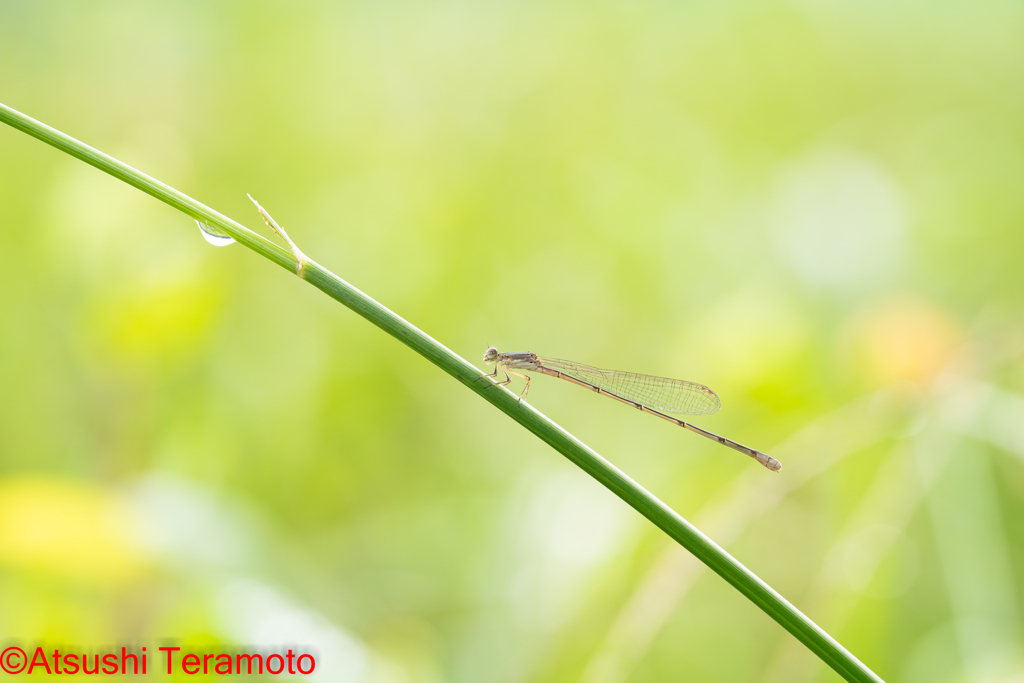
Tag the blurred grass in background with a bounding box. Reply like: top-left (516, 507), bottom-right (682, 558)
top-left (1, 1), bottom-right (1023, 681)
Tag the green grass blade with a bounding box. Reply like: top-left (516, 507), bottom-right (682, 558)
top-left (0, 101), bottom-right (884, 683)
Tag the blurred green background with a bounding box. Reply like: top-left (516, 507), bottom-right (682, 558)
top-left (1, 1), bottom-right (1023, 681)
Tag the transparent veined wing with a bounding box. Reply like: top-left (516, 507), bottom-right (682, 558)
top-left (535, 356), bottom-right (721, 416)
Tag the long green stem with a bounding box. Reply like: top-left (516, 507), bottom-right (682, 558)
top-left (0, 101), bottom-right (884, 683)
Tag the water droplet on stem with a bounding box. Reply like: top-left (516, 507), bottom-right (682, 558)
top-left (197, 219), bottom-right (235, 247)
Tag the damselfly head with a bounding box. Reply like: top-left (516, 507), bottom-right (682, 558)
top-left (483, 346), bottom-right (499, 364)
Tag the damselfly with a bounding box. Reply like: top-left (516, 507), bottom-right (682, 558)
top-left (479, 347), bottom-right (781, 472)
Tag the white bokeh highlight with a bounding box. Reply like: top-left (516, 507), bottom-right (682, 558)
top-left (773, 151), bottom-right (908, 290)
